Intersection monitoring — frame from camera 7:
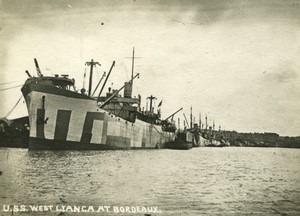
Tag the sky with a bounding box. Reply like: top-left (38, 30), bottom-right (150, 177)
top-left (0, 0), bottom-right (299, 136)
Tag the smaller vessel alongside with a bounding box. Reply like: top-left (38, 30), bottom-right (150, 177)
top-left (162, 108), bottom-right (193, 150)
top-left (165, 130), bottom-right (193, 150)
top-left (0, 117), bottom-right (29, 148)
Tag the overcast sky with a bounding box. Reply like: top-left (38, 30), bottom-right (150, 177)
top-left (0, 0), bottom-right (299, 136)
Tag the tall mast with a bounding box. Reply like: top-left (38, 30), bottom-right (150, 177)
top-left (131, 47), bottom-right (134, 84)
top-left (199, 112), bottom-right (202, 129)
top-left (88, 59), bottom-right (94, 97)
top-left (126, 47), bottom-right (141, 85)
top-left (86, 59), bottom-right (100, 97)
top-left (190, 106), bottom-right (193, 129)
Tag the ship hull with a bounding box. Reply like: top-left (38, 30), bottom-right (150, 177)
top-left (165, 141), bottom-right (193, 150)
top-left (22, 82), bottom-right (175, 150)
top-left (29, 137), bottom-right (140, 150)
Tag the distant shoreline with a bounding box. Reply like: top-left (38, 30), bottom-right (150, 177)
top-left (1, 116), bottom-right (299, 149)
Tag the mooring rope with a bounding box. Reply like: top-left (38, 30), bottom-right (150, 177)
top-left (4, 96), bottom-right (23, 118)
top-left (152, 124), bottom-right (170, 138)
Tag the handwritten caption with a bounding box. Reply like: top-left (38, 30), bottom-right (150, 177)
top-left (3, 205), bottom-right (162, 214)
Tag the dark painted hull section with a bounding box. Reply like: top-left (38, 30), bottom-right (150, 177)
top-left (29, 137), bottom-right (160, 150)
top-left (22, 81), bottom-right (91, 100)
top-left (165, 141), bottom-right (193, 150)
top-left (0, 135), bottom-right (28, 148)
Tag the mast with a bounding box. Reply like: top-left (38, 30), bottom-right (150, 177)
top-left (124, 47), bottom-right (140, 98)
top-left (126, 47), bottom-right (141, 84)
top-left (199, 112), bottom-right (202, 130)
top-left (131, 47), bottom-right (134, 84)
top-left (147, 95), bottom-right (157, 112)
top-left (86, 59), bottom-right (100, 97)
top-left (190, 106), bottom-right (193, 129)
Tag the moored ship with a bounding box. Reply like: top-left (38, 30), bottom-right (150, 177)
top-left (21, 51), bottom-right (178, 150)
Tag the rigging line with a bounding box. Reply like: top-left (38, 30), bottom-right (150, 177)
top-left (5, 95), bottom-right (23, 118)
top-left (0, 84), bottom-right (23, 91)
top-left (152, 124), bottom-right (169, 138)
top-left (0, 80), bottom-right (20, 86)
top-left (116, 103), bottom-right (127, 117)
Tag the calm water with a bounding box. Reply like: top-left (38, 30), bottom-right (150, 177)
top-left (0, 147), bottom-right (299, 215)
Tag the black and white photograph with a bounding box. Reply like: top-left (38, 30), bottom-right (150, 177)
top-left (0, 0), bottom-right (299, 215)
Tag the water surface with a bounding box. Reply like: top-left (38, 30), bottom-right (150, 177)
top-left (0, 147), bottom-right (299, 215)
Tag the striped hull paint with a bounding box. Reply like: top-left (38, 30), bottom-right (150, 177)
top-left (22, 85), bottom-right (175, 150)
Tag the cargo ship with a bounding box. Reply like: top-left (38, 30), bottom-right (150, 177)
top-left (21, 50), bottom-right (178, 150)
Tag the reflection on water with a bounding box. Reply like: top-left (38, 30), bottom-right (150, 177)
top-left (0, 147), bottom-right (299, 215)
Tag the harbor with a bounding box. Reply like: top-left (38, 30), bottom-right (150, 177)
top-left (1, 0), bottom-right (300, 215)
top-left (1, 55), bottom-right (299, 150)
